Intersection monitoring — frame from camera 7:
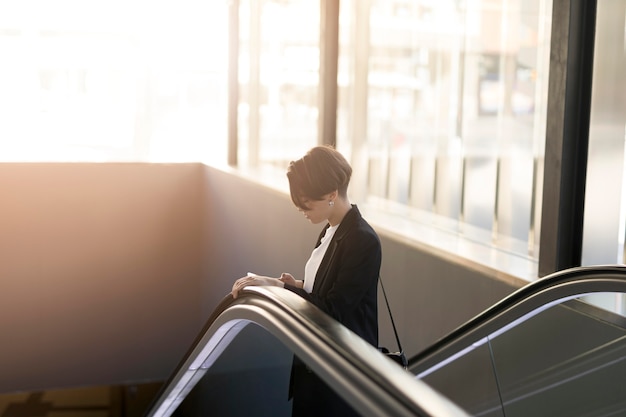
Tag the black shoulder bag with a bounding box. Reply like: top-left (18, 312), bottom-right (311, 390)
top-left (378, 277), bottom-right (408, 369)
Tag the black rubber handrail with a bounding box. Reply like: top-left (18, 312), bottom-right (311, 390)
top-left (409, 265), bottom-right (626, 370)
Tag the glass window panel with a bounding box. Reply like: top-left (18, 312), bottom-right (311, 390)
top-left (582, 1), bottom-right (626, 266)
top-left (238, 0), bottom-right (256, 165)
top-left (337, 0), bottom-right (551, 260)
top-left (582, 1), bottom-right (626, 314)
top-left (0, 0), bottom-right (228, 163)
top-left (239, 0), bottom-right (319, 168)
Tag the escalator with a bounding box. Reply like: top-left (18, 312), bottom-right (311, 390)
top-left (145, 286), bottom-right (470, 417)
top-left (146, 266), bottom-right (626, 416)
top-left (409, 265), bottom-right (626, 417)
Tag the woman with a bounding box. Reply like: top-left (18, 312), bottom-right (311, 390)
top-left (231, 145), bottom-right (382, 416)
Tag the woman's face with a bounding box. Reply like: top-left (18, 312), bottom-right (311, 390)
top-left (297, 193), bottom-right (334, 224)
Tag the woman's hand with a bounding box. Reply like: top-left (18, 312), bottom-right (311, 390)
top-left (278, 273), bottom-right (296, 286)
top-left (278, 273), bottom-right (301, 288)
top-left (231, 273), bottom-right (284, 298)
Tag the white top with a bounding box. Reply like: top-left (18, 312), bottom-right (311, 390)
top-left (303, 224), bottom-right (339, 293)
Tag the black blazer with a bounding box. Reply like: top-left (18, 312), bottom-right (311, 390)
top-left (284, 205), bottom-right (381, 347)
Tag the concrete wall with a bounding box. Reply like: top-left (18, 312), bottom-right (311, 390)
top-left (377, 238), bottom-right (520, 354)
top-left (0, 163), bottom-right (208, 393)
top-left (0, 162), bottom-right (523, 394)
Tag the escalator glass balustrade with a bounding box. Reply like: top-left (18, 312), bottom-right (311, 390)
top-left (411, 266), bottom-right (626, 417)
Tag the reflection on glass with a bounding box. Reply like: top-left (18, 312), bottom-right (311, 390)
top-left (338, 0), bottom-right (552, 258)
top-left (0, 0), bottom-right (228, 163)
top-left (238, 0), bottom-right (319, 168)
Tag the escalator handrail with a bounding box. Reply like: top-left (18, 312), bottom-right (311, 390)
top-left (146, 286), bottom-right (471, 417)
top-left (409, 265), bottom-right (626, 370)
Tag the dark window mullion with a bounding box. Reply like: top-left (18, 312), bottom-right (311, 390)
top-left (539, 0), bottom-right (597, 277)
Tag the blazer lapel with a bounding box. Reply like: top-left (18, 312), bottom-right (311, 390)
top-left (311, 206), bottom-right (358, 294)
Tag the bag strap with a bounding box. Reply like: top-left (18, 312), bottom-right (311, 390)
top-left (379, 276), bottom-right (403, 354)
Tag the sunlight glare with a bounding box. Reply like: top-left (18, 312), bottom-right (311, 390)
top-left (0, 0), bottom-right (229, 162)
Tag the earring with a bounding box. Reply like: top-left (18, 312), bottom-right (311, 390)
top-left (329, 200), bottom-right (334, 207)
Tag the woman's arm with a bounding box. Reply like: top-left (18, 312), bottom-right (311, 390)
top-left (231, 273), bottom-right (285, 298)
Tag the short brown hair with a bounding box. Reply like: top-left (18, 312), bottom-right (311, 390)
top-left (287, 145), bottom-right (352, 210)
